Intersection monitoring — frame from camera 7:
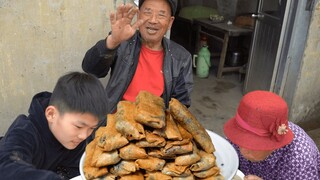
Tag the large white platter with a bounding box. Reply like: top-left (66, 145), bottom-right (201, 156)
top-left (78, 130), bottom-right (238, 180)
top-left (206, 130), bottom-right (239, 180)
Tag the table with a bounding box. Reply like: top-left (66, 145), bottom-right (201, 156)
top-left (194, 18), bottom-right (252, 78)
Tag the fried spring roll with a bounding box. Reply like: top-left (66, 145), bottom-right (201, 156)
top-left (192, 166), bottom-right (220, 179)
top-left (118, 171), bottom-right (144, 180)
top-left (119, 143), bottom-right (148, 160)
top-left (175, 142), bottom-right (201, 166)
top-left (169, 98), bottom-right (215, 153)
top-left (83, 140), bottom-right (108, 179)
top-left (135, 157), bottom-right (166, 171)
top-left (163, 141), bottom-right (193, 156)
top-left (199, 174), bottom-right (224, 180)
top-left (145, 171), bottom-right (173, 180)
top-left (161, 162), bottom-right (192, 177)
top-left (98, 115), bottom-right (129, 151)
top-left (134, 91), bottom-right (166, 129)
top-left (116, 101), bottom-right (145, 141)
top-left (172, 175), bottom-right (195, 180)
top-left (190, 150), bottom-right (216, 172)
top-left (92, 148), bottom-right (121, 167)
top-left (136, 131), bottom-right (166, 148)
top-left (164, 110), bottom-right (183, 140)
top-left (109, 160), bottom-right (138, 176)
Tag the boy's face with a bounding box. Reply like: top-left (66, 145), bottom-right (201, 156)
top-left (46, 106), bottom-right (99, 150)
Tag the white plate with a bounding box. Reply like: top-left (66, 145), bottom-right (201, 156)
top-left (235, 169), bottom-right (245, 179)
top-left (79, 130), bottom-right (238, 180)
top-left (80, 152), bottom-right (85, 179)
top-left (206, 130), bottom-right (239, 180)
top-left (133, 0), bottom-right (138, 6)
top-left (70, 175), bottom-right (82, 180)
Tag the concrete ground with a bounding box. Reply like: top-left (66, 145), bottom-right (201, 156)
top-left (189, 68), bottom-right (320, 150)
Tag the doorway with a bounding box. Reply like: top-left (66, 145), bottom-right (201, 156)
top-left (243, 0), bottom-right (287, 93)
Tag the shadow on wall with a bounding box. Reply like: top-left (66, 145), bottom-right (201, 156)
top-left (297, 100), bottom-right (320, 131)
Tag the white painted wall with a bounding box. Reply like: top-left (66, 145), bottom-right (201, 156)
top-left (0, 0), bottom-right (133, 135)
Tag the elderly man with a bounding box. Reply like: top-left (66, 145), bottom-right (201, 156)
top-left (82, 0), bottom-right (193, 117)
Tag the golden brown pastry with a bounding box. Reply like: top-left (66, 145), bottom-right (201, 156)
top-left (116, 101), bottom-right (145, 141)
top-left (135, 90), bottom-right (165, 107)
top-left (177, 123), bottom-right (193, 140)
top-left (144, 171), bottom-right (173, 180)
top-left (161, 162), bottom-right (192, 177)
top-left (84, 166), bottom-right (108, 180)
top-left (198, 174), bottom-right (224, 180)
top-left (169, 98), bottom-right (215, 153)
top-left (84, 139), bottom-right (97, 168)
top-left (118, 171), bottom-right (144, 180)
top-left (95, 126), bottom-right (107, 139)
top-left (148, 148), bottom-right (176, 159)
top-left (152, 128), bottom-right (167, 138)
top-left (164, 110), bottom-right (183, 140)
top-left (98, 114), bottom-right (129, 151)
top-left (190, 150), bottom-right (216, 172)
top-left (192, 166), bottom-right (220, 179)
top-left (164, 139), bottom-right (191, 150)
top-left (135, 131), bottom-right (166, 148)
top-left (162, 141), bottom-right (193, 156)
top-left (109, 160), bottom-right (138, 176)
top-left (134, 91), bottom-right (166, 129)
top-left (135, 157), bottom-right (166, 171)
top-left (83, 140), bottom-right (108, 179)
top-left (98, 173), bottom-right (117, 180)
top-left (91, 148), bottom-right (121, 167)
top-left (83, 92), bottom-right (223, 180)
top-left (119, 143), bottom-right (148, 160)
top-left (172, 174), bottom-right (195, 180)
top-left (98, 132), bottom-right (129, 152)
top-left (174, 142), bottom-right (201, 166)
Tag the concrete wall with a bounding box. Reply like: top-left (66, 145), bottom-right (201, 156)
top-left (0, 0), bottom-right (133, 135)
top-left (289, 1), bottom-right (320, 123)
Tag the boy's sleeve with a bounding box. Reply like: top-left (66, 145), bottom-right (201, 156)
top-left (0, 118), bottom-right (64, 180)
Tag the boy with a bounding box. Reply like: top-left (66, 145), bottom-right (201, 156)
top-left (0, 72), bottom-right (108, 179)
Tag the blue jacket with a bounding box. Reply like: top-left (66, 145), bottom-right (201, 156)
top-left (0, 92), bottom-right (86, 180)
top-left (82, 32), bottom-right (193, 117)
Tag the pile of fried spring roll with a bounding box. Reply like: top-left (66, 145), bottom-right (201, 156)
top-left (83, 91), bottom-right (223, 180)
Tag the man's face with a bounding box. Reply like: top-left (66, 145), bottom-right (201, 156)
top-left (46, 106), bottom-right (99, 150)
top-left (138, 0), bottom-right (174, 45)
top-left (239, 147), bottom-right (273, 162)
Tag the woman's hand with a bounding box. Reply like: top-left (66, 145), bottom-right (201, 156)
top-left (244, 174), bottom-right (263, 180)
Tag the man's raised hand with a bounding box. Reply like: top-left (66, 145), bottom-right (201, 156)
top-left (107, 3), bottom-right (146, 49)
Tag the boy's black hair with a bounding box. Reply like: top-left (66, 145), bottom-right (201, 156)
top-left (49, 72), bottom-right (108, 122)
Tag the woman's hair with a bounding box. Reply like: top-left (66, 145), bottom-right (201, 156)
top-left (49, 71), bottom-right (108, 122)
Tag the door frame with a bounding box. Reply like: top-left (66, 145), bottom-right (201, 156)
top-left (243, 0), bottom-right (300, 94)
top-left (270, 0), bottom-right (295, 94)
